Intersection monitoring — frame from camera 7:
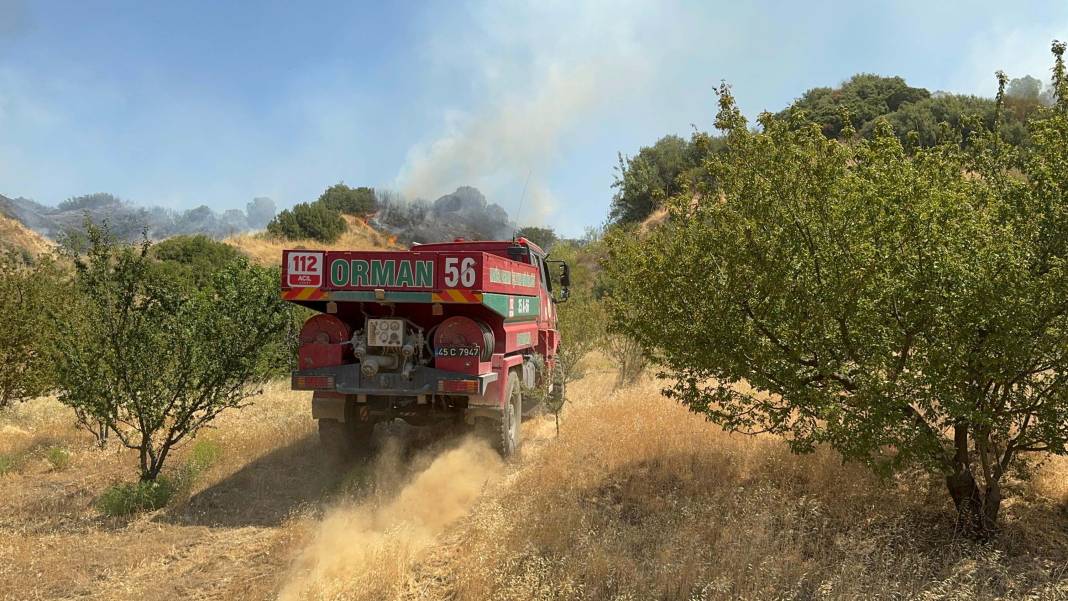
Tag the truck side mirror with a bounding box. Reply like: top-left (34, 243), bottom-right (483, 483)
top-left (546, 260), bottom-right (571, 303)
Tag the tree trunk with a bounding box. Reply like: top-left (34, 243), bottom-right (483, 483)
top-left (945, 424), bottom-right (1001, 538)
top-left (945, 471), bottom-right (1002, 538)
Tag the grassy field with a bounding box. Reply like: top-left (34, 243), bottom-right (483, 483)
top-left (1, 367), bottom-right (1066, 600)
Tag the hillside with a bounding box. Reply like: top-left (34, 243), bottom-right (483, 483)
top-left (225, 215), bottom-right (403, 266)
top-left (1, 364), bottom-right (1065, 600)
top-left (0, 193), bottom-right (274, 242)
top-left (0, 212), bottom-right (53, 258)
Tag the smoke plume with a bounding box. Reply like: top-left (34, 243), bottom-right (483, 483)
top-left (395, 2), bottom-right (659, 228)
top-left (374, 186), bottom-right (516, 243)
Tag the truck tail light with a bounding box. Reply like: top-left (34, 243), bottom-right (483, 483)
top-left (293, 375), bottom-right (336, 390)
top-left (438, 379), bottom-right (479, 394)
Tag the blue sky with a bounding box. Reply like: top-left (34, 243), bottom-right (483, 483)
top-left (1, 1), bottom-right (1066, 237)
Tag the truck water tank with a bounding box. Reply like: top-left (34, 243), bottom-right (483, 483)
top-left (433, 316), bottom-right (494, 362)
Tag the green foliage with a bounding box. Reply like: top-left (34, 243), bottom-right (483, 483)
top-left (46, 446), bottom-right (71, 471)
top-left (785, 73), bottom-right (1034, 148)
top-left (317, 183), bottom-right (377, 217)
top-left (97, 477), bottom-right (178, 516)
top-left (267, 201), bottom-right (347, 242)
top-left (786, 73), bottom-right (930, 139)
top-left (186, 438), bottom-right (222, 475)
top-left (610, 134), bottom-right (720, 224)
top-left (547, 241), bottom-right (606, 383)
top-left (516, 226), bottom-right (558, 250)
top-left (150, 235), bottom-right (242, 289)
top-left (53, 223), bottom-right (295, 481)
top-left (605, 46), bottom-right (1068, 535)
top-left (0, 454), bottom-right (17, 475)
top-left (0, 251), bottom-right (62, 408)
top-left (172, 438), bottom-right (223, 492)
top-left (1006, 75), bottom-right (1043, 101)
top-left (556, 291), bottom-right (606, 384)
top-left (863, 94), bottom-right (1021, 147)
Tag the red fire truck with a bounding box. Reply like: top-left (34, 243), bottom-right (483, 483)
top-left (281, 237), bottom-right (569, 458)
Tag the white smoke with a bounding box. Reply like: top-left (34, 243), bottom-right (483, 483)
top-left (395, 1), bottom-right (659, 226)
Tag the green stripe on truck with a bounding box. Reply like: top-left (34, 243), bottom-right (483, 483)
top-left (481, 293), bottom-right (540, 321)
top-left (327, 291), bottom-right (434, 303)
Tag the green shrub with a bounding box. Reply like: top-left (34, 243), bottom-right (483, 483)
top-left (190, 438), bottom-right (222, 470)
top-left (317, 184), bottom-right (377, 217)
top-left (267, 202), bottom-right (346, 242)
top-left (45, 446), bottom-right (71, 471)
top-left (150, 235), bottom-right (242, 290)
top-left (151, 234), bottom-right (240, 266)
top-left (0, 454), bottom-right (17, 476)
top-left (178, 438), bottom-right (222, 485)
top-left (97, 478), bottom-right (178, 516)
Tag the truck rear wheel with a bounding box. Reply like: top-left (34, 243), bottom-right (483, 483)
top-left (482, 370), bottom-right (521, 458)
top-left (318, 418), bottom-right (374, 462)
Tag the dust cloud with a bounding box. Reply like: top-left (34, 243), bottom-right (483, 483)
top-left (278, 435), bottom-right (504, 601)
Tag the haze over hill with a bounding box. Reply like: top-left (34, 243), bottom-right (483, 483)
top-left (0, 185), bottom-right (521, 257)
top-left (0, 192), bottom-right (276, 243)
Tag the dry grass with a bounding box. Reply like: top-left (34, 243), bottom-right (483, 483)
top-left (401, 374), bottom-right (1068, 600)
top-left (0, 382), bottom-right (320, 601)
top-left (1, 373), bottom-right (1066, 600)
top-left (225, 215), bottom-right (402, 266)
top-left (0, 213), bottom-right (53, 257)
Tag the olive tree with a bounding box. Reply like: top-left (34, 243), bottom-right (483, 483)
top-left (54, 224), bottom-right (294, 481)
top-left (604, 43), bottom-right (1068, 536)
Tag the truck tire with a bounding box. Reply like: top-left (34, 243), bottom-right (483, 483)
top-left (318, 418), bottom-right (374, 462)
top-left (493, 370), bottom-right (522, 457)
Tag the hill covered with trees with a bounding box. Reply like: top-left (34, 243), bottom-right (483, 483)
top-left (610, 70), bottom-right (1058, 226)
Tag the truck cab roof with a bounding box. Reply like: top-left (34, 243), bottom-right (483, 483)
top-left (411, 237), bottom-right (546, 259)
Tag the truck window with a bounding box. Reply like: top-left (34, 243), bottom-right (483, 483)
top-left (537, 256), bottom-right (553, 293)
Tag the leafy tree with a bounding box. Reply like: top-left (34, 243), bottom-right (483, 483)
top-left (787, 74), bottom-right (1032, 148)
top-left (0, 251), bottom-right (60, 408)
top-left (605, 43), bottom-right (1068, 536)
top-left (1004, 75), bottom-right (1055, 124)
top-left (516, 226), bottom-right (558, 250)
top-left (54, 224), bottom-right (294, 481)
top-left (317, 183), bottom-right (377, 217)
top-left (150, 235), bottom-right (242, 289)
top-left (863, 94), bottom-right (1007, 147)
top-left (610, 134), bottom-right (718, 224)
top-left (1006, 75), bottom-right (1042, 101)
top-left (267, 201), bottom-right (347, 243)
top-left (785, 73), bottom-right (930, 138)
top-left (549, 241), bottom-right (605, 385)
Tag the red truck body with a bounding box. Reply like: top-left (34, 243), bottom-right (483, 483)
top-left (281, 237), bottom-right (567, 457)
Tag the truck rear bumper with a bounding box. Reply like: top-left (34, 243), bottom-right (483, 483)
top-left (292, 364), bottom-right (498, 398)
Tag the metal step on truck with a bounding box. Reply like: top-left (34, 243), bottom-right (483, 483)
top-left (281, 236), bottom-right (570, 459)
